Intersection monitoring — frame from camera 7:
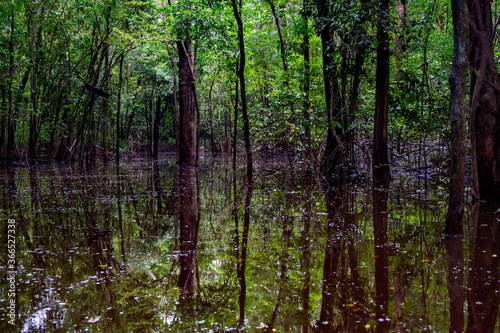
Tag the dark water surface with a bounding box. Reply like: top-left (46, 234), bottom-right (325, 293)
top-left (0, 156), bottom-right (498, 332)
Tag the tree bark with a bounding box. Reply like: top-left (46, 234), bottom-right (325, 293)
top-left (177, 38), bottom-right (198, 166)
top-left (445, 0), bottom-right (468, 234)
top-left (468, 0), bottom-right (500, 201)
top-left (373, 0), bottom-right (391, 181)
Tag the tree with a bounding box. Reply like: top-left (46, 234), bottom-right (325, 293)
top-left (372, 0), bottom-right (391, 181)
top-left (176, 22), bottom-right (198, 165)
top-left (445, 0), bottom-right (468, 234)
top-left (468, 0), bottom-right (500, 201)
top-left (316, 0), bottom-right (343, 177)
top-left (231, 0), bottom-right (253, 179)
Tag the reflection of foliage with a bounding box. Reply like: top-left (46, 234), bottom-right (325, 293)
top-left (0, 158), bottom-right (460, 332)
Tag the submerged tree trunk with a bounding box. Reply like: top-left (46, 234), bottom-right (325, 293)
top-left (445, 0), bottom-right (468, 234)
top-left (373, 0), bottom-right (391, 181)
top-left (468, 0), bottom-right (500, 201)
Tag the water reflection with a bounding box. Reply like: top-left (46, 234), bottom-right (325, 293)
top-left (373, 180), bottom-right (390, 332)
top-left (317, 178), bottom-right (370, 332)
top-left (177, 165), bottom-right (200, 297)
top-left (0, 158), bottom-right (499, 332)
top-left (466, 202), bottom-right (500, 333)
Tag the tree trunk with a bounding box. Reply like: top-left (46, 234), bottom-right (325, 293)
top-left (445, 0), bottom-right (468, 234)
top-left (116, 55), bottom-right (124, 162)
top-left (302, 0), bottom-right (312, 161)
top-left (102, 41), bottom-right (110, 162)
top-left (317, 0), bottom-right (343, 178)
top-left (468, 0), bottom-right (500, 201)
top-left (177, 38), bottom-right (198, 166)
top-left (270, 1), bottom-right (294, 164)
top-left (231, 0), bottom-right (253, 179)
top-left (153, 95), bottom-right (161, 157)
top-left (373, 0), bottom-right (391, 181)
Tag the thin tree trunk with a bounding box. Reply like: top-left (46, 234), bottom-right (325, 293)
top-left (270, 1), bottom-right (294, 164)
top-left (231, 0), bottom-right (253, 179)
top-left (116, 55), bottom-right (124, 162)
top-left (7, 3), bottom-right (15, 163)
top-left (302, 0), bottom-right (312, 161)
top-left (102, 40), bottom-right (110, 162)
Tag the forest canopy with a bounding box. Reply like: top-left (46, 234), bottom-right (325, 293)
top-left (0, 0), bottom-right (459, 167)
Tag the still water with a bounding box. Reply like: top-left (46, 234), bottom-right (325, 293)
top-left (0, 156), bottom-right (498, 332)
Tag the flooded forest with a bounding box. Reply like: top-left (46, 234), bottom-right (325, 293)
top-left (1, 0), bottom-right (500, 332)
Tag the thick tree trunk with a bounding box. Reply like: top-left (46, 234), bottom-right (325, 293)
top-left (177, 39), bottom-right (198, 166)
top-left (468, 0), bottom-right (500, 201)
top-left (373, 0), bottom-right (391, 181)
top-left (445, 0), bottom-right (468, 234)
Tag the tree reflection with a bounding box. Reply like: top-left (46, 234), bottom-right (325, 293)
top-left (317, 179), bottom-right (369, 332)
top-left (466, 202), bottom-right (500, 333)
top-left (177, 165), bottom-right (200, 297)
top-left (373, 179), bottom-right (390, 332)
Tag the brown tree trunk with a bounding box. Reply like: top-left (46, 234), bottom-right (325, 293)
top-left (445, 0), bottom-right (468, 234)
top-left (177, 38), bottom-right (198, 166)
top-left (468, 0), bottom-right (500, 201)
top-left (373, 0), bottom-right (391, 182)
